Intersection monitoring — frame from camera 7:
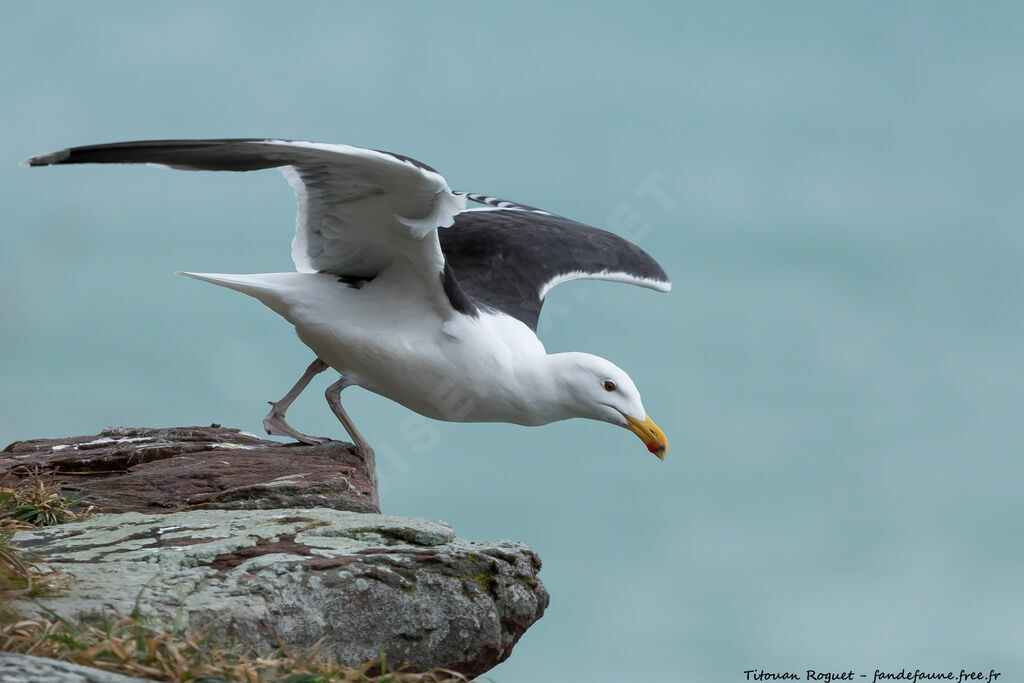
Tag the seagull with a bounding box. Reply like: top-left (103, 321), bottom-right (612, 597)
top-left (23, 139), bottom-right (671, 464)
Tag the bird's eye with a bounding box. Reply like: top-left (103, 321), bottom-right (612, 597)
top-left (603, 380), bottom-right (617, 392)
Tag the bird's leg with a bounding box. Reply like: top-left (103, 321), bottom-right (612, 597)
top-left (263, 358), bottom-right (329, 445)
top-left (325, 376), bottom-right (377, 507)
top-left (325, 376), bottom-right (372, 454)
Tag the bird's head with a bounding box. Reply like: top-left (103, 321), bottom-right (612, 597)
top-left (553, 352), bottom-right (668, 459)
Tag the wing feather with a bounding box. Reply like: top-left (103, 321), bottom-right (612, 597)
top-left (25, 138), bottom-right (468, 313)
top-left (440, 206), bottom-right (670, 331)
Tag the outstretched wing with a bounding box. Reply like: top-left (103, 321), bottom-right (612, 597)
top-left (23, 139), bottom-right (467, 292)
top-left (440, 199), bottom-right (671, 331)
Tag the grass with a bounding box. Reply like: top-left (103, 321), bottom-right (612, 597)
top-left (0, 468), bottom-right (471, 682)
top-left (0, 467), bottom-right (82, 611)
top-left (0, 466), bottom-right (92, 529)
top-left (0, 534), bottom-right (74, 607)
top-left (2, 604), bottom-right (470, 681)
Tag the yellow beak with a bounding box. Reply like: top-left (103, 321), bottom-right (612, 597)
top-left (624, 414), bottom-right (668, 460)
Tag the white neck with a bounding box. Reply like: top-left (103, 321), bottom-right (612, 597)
top-left (502, 351), bottom-right (601, 426)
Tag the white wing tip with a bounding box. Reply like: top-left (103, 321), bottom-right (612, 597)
top-left (21, 149), bottom-right (70, 167)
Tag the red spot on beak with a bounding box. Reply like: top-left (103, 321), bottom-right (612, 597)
top-left (647, 442), bottom-right (665, 456)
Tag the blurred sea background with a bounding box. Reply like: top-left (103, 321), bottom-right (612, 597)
top-left (2, 2), bottom-right (1022, 680)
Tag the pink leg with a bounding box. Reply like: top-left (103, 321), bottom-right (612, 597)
top-left (325, 376), bottom-right (376, 501)
top-left (263, 358), bottom-right (329, 445)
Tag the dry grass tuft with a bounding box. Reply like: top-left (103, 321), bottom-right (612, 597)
top-left (0, 534), bottom-right (74, 607)
top-left (1, 468), bottom-right (84, 624)
top-left (0, 466), bottom-right (93, 530)
top-left (2, 605), bottom-right (470, 681)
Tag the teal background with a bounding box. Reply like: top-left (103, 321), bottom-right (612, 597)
top-left (2, 2), bottom-right (1022, 680)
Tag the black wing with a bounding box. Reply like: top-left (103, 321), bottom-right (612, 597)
top-left (439, 206), bottom-right (670, 332)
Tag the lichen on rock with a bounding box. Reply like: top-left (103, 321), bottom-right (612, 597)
top-left (2, 426), bottom-right (549, 678)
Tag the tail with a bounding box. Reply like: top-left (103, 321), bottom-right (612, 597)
top-left (178, 272), bottom-right (306, 318)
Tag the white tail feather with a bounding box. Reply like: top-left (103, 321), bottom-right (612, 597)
top-left (178, 272), bottom-right (311, 318)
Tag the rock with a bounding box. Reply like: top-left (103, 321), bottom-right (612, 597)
top-left (3, 426), bottom-right (549, 676)
top-left (1, 425), bottom-right (379, 513)
top-left (0, 653), bottom-right (155, 683)
top-left (10, 508), bottom-right (549, 678)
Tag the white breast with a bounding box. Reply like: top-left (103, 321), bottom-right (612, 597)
top-left (273, 270), bottom-right (552, 424)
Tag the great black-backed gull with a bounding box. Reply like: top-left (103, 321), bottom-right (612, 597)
top-left (23, 139), bottom-right (671, 459)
